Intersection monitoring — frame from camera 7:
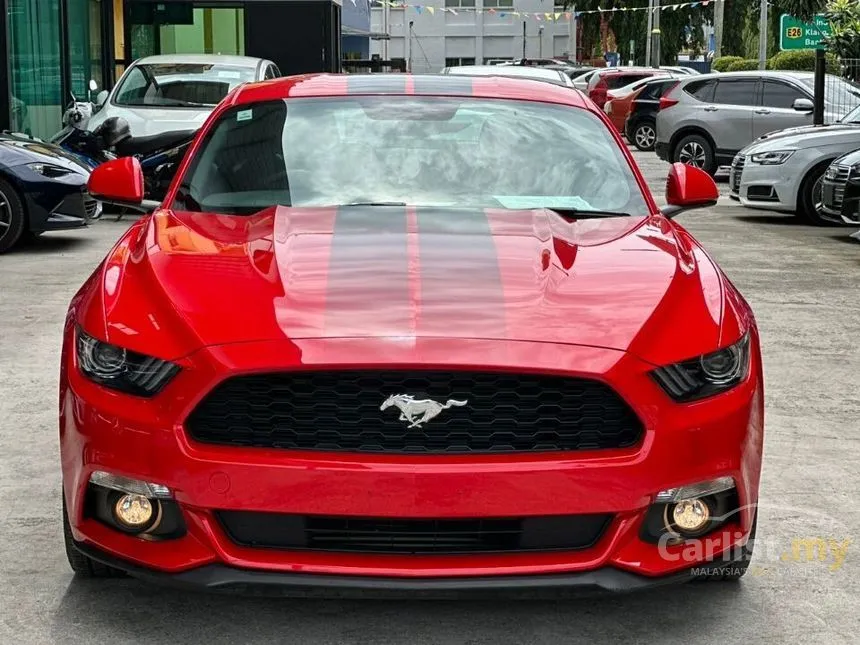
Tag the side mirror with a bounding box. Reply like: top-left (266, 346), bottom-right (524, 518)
top-left (793, 97), bottom-right (814, 112)
top-left (94, 90), bottom-right (109, 108)
top-left (89, 79), bottom-right (98, 92)
top-left (661, 162), bottom-right (719, 218)
top-left (87, 157), bottom-right (159, 212)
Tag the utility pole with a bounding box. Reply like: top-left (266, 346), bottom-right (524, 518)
top-left (407, 21), bottom-right (414, 72)
top-left (645, 0), bottom-right (653, 68)
top-left (382, 0), bottom-right (390, 60)
top-left (757, 0), bottom-right (768, 70)
top-left (522, 21), bottom-right (527, 59)
top-left (713, 0), bottom-right (723, 58)
top-left (568, 5), bottom-right (577, 63)
top-left (652, 0), bottom-right (661, 67)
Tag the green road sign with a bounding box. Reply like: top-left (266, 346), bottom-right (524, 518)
top-left (780, 14), bottom-right (831, 51)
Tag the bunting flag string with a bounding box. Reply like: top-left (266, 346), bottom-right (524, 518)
top-left (370, 0), bottom-right (723, 19)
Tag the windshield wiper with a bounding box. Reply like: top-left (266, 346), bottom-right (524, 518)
top-left (544, 208), bottom-right (632, 219)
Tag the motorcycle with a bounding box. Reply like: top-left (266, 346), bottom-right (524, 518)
top-left (51, 92), bottom-right (197, 218)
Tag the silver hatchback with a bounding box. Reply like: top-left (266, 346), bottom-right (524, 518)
top-left (655, 71), bottom-right (859, 175)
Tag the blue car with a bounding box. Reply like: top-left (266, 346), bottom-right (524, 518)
top-left (0, 133), bottom-right (100, 253)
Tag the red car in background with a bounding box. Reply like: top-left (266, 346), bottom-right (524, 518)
top-left (603, 75), bottom-right (679, 133)
top-left (587, 68), bottom-right (670, 109)
top-left (61, 73), bottom-right (763, 593)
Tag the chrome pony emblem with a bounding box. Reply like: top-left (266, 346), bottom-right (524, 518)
top-left (380, 394), bottom-right (468, 428)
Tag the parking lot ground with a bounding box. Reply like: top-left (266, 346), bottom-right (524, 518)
top-left (1, 150), bottom-right (858, 645)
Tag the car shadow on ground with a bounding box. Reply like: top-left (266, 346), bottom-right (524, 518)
top-left (732, 214), bottom-right (800, 226)
top-left (6, 234), bottom-right (90, 255)
top-left (50, 577), bottom-right (754, 643)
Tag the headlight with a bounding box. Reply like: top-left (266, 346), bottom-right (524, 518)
top-left (651, 332), bottom-right (751, 402)
top-left (76, 328), bottom-right (180, 396)
top-left (748, 150), bottom-right (795, 165)
top-left (26, 162), bottom-right (75, 178)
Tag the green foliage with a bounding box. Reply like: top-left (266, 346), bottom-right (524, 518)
top-left (713, 56), bottom-right (746, 72)
top-left (775, 0), bottom-right (826, 22)
top-left (726, 59), bottom-right (761, 71)
top-left (721, 0), bottom-right (747, 56)
top-left (824, 0), bottom-right (860, 73)
top-left (768, 49), bottom-right (840, 73)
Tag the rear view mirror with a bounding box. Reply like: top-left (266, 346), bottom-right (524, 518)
top-left (793, 97), bottom-right (814, 112)
top-left (95, 90), bottom-right (109, 108)
top-left (88, 79), bottom-right (98, 92)
top-left (661, 162), bottom-right (719, 218)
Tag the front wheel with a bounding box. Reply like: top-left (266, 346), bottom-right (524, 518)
top-left (673, 134), bottom-right (717, 176)
top-left (0, 177), bottom-right (26, 254)
top-left (796, 164), bottom-right (835, 226)
top-left (631, 121), bottom-right (657, 152)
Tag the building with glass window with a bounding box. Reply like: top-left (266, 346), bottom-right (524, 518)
top-left (370, 1), bottom-right (575, 72)
top-left (1, 0), bottom-right (350, 140)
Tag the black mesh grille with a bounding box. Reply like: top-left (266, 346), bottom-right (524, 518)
top-left (216, 512), bottom-right (613, 554)
top-left (185, 370), bottom-right (643, 454)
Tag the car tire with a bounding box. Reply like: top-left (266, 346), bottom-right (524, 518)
top-left (695, 515), bottom-right (757, 582)
top-left (673, 134), bottom-right (717, 176)
top-left (63, 492), bottom-right (126, 579)
top-left (796, 164), bottom-right (836, 226)
top-left (631, 120), bottom-right (657, 152)
top-left (0, 177), bottom-right (27, 254)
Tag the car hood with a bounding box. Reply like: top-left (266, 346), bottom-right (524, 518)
top-left (89, 105), bottom-right (213, 137)
top-left (89, 206), bottom-right (733, 366)
top-left (747, 122), bottom-right (860, 151)
top-left (0, 134), bottom-right (92, 174)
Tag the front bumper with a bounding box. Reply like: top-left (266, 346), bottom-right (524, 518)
top-left (60, 335), bottom-right (764, 588)
top-left (10, 167), bottom-right (98, 232)
top-left (732, 156), bottom-right (799, 213)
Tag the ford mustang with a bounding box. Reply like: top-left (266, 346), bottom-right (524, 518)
top-left (60, 73), bottom-right (764, 592)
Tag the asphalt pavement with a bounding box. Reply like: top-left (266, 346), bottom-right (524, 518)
top-left (0, 150), bottom-right (858, 645)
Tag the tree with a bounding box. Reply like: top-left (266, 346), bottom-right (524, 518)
top-left (566, 1), bottom-right (706, 65)
top-left (776, 0), bottom-right (825, 22)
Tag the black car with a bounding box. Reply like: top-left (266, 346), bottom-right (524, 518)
top-left (819, 148), bottom-right (860, 225)
top-left (0, 133), bottom-right (98, 253)
top-left (625, 77), bottom-right (682, 151)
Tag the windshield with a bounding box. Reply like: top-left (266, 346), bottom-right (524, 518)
top-left (176, 97), bottom-right (648, 216)
top-left (799, 76), bottom-right (860, 116)
top-left (839, 103), bottom-right (860, 124)
top-left (114, 63), bottom-right (257, 108)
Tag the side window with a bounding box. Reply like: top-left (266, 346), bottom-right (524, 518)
top-left (639, 81), bottom-right (669, 100)
top-left (761, 81), bottom-right (807, 109)
top-left (684, 79), bottom-right (716, 102)
top-left (712, 80), bottom-right (759, 106)
top-left (264, 65), bottom-right (280, 80)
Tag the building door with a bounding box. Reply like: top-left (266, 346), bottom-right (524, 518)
top-left (125, 2), bottom-right (245, 61)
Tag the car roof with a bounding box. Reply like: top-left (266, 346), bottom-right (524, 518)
top-left (230, 73), bottom-right (591, 110)
top-left (445, 65), bottom-right (568, 81)
top-left (678, 70), bottom-right (816, 83)
top-left (134, 54), bottom-right (266, 68)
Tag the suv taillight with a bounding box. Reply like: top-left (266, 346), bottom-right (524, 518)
top-left (658, 81), bottom-right (681, 110)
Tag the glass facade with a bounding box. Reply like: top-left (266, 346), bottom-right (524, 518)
top-left (7, 0), bottom-right (63, 138)
top-left (67, 0), bottom-right (106, 97)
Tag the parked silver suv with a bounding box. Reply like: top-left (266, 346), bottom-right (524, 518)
top-left (655, 71), bottom-right (860, 175)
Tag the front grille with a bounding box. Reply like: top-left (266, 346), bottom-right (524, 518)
top-left (185, 371), bottom-right (644, 454)
top-left (216, 511), bottom-right (613, 554)
top-left (83, 192), bottom-right (99, 219)
top-left (822, 165), bottom-right (851, 210)
top-left (730, 155), bottom-right (745, 194)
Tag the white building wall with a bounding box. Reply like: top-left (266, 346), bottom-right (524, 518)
top-left (371, 2), bottom-right (574, 73)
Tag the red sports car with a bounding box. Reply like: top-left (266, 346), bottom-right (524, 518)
top-left (61, 74), bottom-right (764, 592)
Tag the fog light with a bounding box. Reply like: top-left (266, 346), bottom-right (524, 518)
top-left (114, 494), bottom-right (155, 530)
top-left (672, 498), bottom-right (711, 533)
